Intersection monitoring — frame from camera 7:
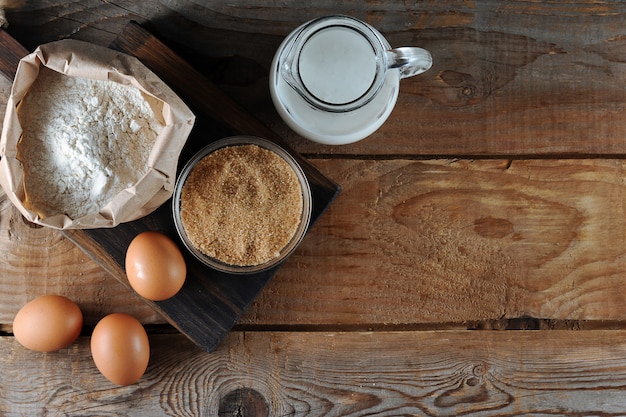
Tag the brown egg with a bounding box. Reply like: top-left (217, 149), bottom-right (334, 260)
top-left (125, 231), bottom-right (187, 301)
top-left (90, 313), bottom-right (150, 386)
top-left (13, 295), bottom-right (83, 352)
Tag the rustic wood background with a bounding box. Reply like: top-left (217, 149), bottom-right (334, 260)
top-left (2, 1), bottom-right (626, 415)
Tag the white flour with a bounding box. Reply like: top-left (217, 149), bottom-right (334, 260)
top-left (17, 68), bottom-right (163, 219)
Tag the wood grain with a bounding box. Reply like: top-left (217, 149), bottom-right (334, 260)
top-left (4, 1), bottom-right (626, 156)
top-left (243, 158), bottom-right (626, 325)
top-left (0, 29), bottom-right (26, 80)
top-left (3, 158), bottom-right (626, 327)
top-left (3, 330), bottom-right (626, 416)
top-left (2, 1), bottom-right (626, 414)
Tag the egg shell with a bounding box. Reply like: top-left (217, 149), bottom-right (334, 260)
top-left (125, 231), bottom-right (187, 301)
top-left (13, 295), bottom-right (83, 352)
top-left (90, 313), bottom-right (150, 386)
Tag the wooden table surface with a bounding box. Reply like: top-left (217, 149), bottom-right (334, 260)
top-left (2, 1), bottom-right (626, 416)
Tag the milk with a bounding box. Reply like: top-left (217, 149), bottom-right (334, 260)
top-left (298, 26), bottom-right (377, 105)
top-left (269, 16), bottom-right (404, 145)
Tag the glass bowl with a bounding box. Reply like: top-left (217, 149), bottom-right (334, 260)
top-left (172, 136), bottom-right (312, 274)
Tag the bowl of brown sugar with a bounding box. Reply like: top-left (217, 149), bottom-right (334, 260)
top-left (172, 136), bottom-right (312, 274)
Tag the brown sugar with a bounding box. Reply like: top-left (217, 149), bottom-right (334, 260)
top-left (180, 144), bottom-right (304, 267)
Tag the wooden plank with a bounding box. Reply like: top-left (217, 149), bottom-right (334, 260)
top-left (0, 157), bottom-right (623, 328)
top-left (242, 158), bottom-right (626, 325)
top-left (3, 158), bottom-right (626, 326)
top-left (0, 29), bottom-right (28, 80)
top-left (5, 1), bottom-right (626, 156)
top-left (2, 330), bottom-right (626, 415)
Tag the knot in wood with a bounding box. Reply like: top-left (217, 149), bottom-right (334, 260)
top-left (466, 377), bottom-right (480, 387)
top-left (472, 362), bottom-right (488, 377)
top-left (218, 388), bottom-right (268, 417)
top-left (462, 86), bottom-right (476, 97)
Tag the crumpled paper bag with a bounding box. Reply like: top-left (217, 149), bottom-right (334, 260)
top-left (0, 39), bottom-right (195, 229)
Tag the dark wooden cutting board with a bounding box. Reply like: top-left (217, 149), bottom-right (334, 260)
top-left (0, 23), bottom-right (340, 352)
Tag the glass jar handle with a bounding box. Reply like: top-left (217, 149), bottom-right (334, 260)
top-left (386, 47), bottom-right (433, 79)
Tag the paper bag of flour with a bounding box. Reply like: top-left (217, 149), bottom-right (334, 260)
top-left (0, 39), bottom-right (195, 229)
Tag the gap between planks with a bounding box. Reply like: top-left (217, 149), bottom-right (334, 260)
top-left (3, 318), bottom-right (626, 336)
top-left (302, 153), bottom-right (626, 161)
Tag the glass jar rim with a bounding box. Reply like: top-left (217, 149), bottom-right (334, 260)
top-left (279, 15), bottom-right (390, 113)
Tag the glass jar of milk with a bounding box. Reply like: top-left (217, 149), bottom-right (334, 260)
top-left (270, 15), bottom-right (432, 145)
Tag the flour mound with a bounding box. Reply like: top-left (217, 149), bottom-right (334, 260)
top-left (17, 68), bottom-right (163, 219)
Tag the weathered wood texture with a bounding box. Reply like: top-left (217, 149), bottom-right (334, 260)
top-left (244, 158), bottom-right (626, 325)
top-left (4, 1), bottom-right (626, 156)
top-left (2, 1), bottom-right (626, 415)
top-left (3, 157), bottom-right (626, 327)
top-left (0, 0), bottom-right (623, 327)
top-left (3, 330), bottom-right (626, 416)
